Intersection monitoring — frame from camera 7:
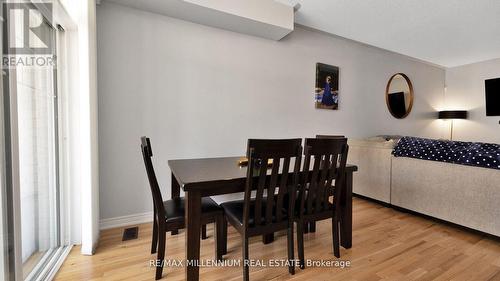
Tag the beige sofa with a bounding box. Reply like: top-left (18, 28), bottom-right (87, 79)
top-left (391, 157), bottom-right (500, 237)
top-left (349, 137), bottom-right (500, 237)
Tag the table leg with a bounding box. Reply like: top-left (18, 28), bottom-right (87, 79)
top-left (172, 173), bottom-right (180, 235)
top-left (185, 190), bottom-right (202, 281)
top-left (340, 171), bottom-right (353, 249)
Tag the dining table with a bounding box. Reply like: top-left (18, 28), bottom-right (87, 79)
top-left (168, 156), bottom-right (358, 281)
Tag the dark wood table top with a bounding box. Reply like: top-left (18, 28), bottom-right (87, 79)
top-left (168, 156), bottom-right (358, 192)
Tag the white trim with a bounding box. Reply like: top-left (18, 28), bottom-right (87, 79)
top-left (61, 0), bottom-right (100, 256)
top-left (41, 245), bottom-right (72, 281)
top-left (7, 49), bottom-right (23, 281)
top-left (99, 212), bottom-right (153, 230)
top-left (24, 248), bottom-right (55, 281)
top-left (23, 245), bottom-right (72, 281)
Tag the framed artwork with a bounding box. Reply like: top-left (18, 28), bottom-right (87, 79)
top-left (315, 63), bottom-right (339, 110)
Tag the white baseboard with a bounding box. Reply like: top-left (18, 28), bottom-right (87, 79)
top-left (100, 212), bottom-right (153, 230)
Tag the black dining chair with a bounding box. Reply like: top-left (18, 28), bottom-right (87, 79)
top-left (220, 139), bottom-right (302, 281)
top-left (296, 137), bottom-right (349, 269)
top-left (303, 135), bottom-right (346, 233)
top-left (140, 137), bottom-right (226, 280)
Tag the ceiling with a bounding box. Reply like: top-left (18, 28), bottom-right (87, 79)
top-left (276, 0), bottom-right (500, 68)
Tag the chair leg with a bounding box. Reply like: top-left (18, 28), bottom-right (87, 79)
top-left (242, 235), bottom-right (249, 281)
top-left (151, 216), bottom-right (158, 254)
top-left (222, 216), bottom-right (228, 255)
top-left (215, 216), bottom-right (224, 261)
top-left (303, 222), bottom-right (309, 234)
top-left (287, 223), bottom-right (295, 275)
top-left (202, 224), bottom-right (208, 240)
top-left (155, 229), bottom-right (166, 280)
top-left (262, 233), bottom-right (274, 244)
top-left (296, 221), bottom-right (305, 269)
top-left (332, 216), bottom-right (340, 258)
top-left (309, 222), bottom-right (316, 233)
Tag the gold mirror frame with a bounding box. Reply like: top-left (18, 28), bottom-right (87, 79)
top-left (385, 73), bottom-right (414, 119)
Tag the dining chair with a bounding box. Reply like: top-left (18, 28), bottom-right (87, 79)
top-left (140, 137), bottom-right (226, 280)
top-left (303, 135), bottom-right (346, 233)
top-left (296, 137), bottom-right (349, 269)
top-left (220, 139), bottom-right (302, 281)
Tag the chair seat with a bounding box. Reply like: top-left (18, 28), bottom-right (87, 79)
top-left (164, 197), bottom-right (222, 223)
top-left (221, 198), bottom-right (287, 227)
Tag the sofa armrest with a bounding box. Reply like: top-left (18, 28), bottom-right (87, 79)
top-left (348, 140), bottom-right (394, 203)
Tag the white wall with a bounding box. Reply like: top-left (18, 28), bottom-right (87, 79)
top-left (445, 58), bottom-right (500, 144)
top-left (97, 2), bottom-right (445, 221)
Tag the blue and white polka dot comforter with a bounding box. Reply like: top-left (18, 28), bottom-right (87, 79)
top-left (392, 136), bottom-right (500, 170)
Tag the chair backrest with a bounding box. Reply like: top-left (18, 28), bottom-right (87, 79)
top-left (243, 139), bottom-right (302, 228)
top-left (298, 137), bottom-right (349, 217)
top-left (140, 137), bottom-right (166, 221)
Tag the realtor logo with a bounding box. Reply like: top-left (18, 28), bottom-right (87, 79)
top-left (2, 0), bottom-right (55, 68)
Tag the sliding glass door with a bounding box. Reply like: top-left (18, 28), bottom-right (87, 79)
top-left (16, 19), bottom-right (60, 279)
top-left (2, 1), bottom-right (69, 280)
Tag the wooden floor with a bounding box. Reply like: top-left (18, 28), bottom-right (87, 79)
top-left (55, 197), bottom-right (500, 281)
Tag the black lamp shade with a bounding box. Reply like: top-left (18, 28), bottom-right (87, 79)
top-left (438, 110), bottom-right (468, 119)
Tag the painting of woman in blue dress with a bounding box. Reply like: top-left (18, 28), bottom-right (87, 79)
top-left (315, 63), bottom-right (339, 110)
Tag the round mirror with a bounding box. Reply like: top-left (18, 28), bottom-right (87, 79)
top-left (385, 73), bottom-right (414, 119)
